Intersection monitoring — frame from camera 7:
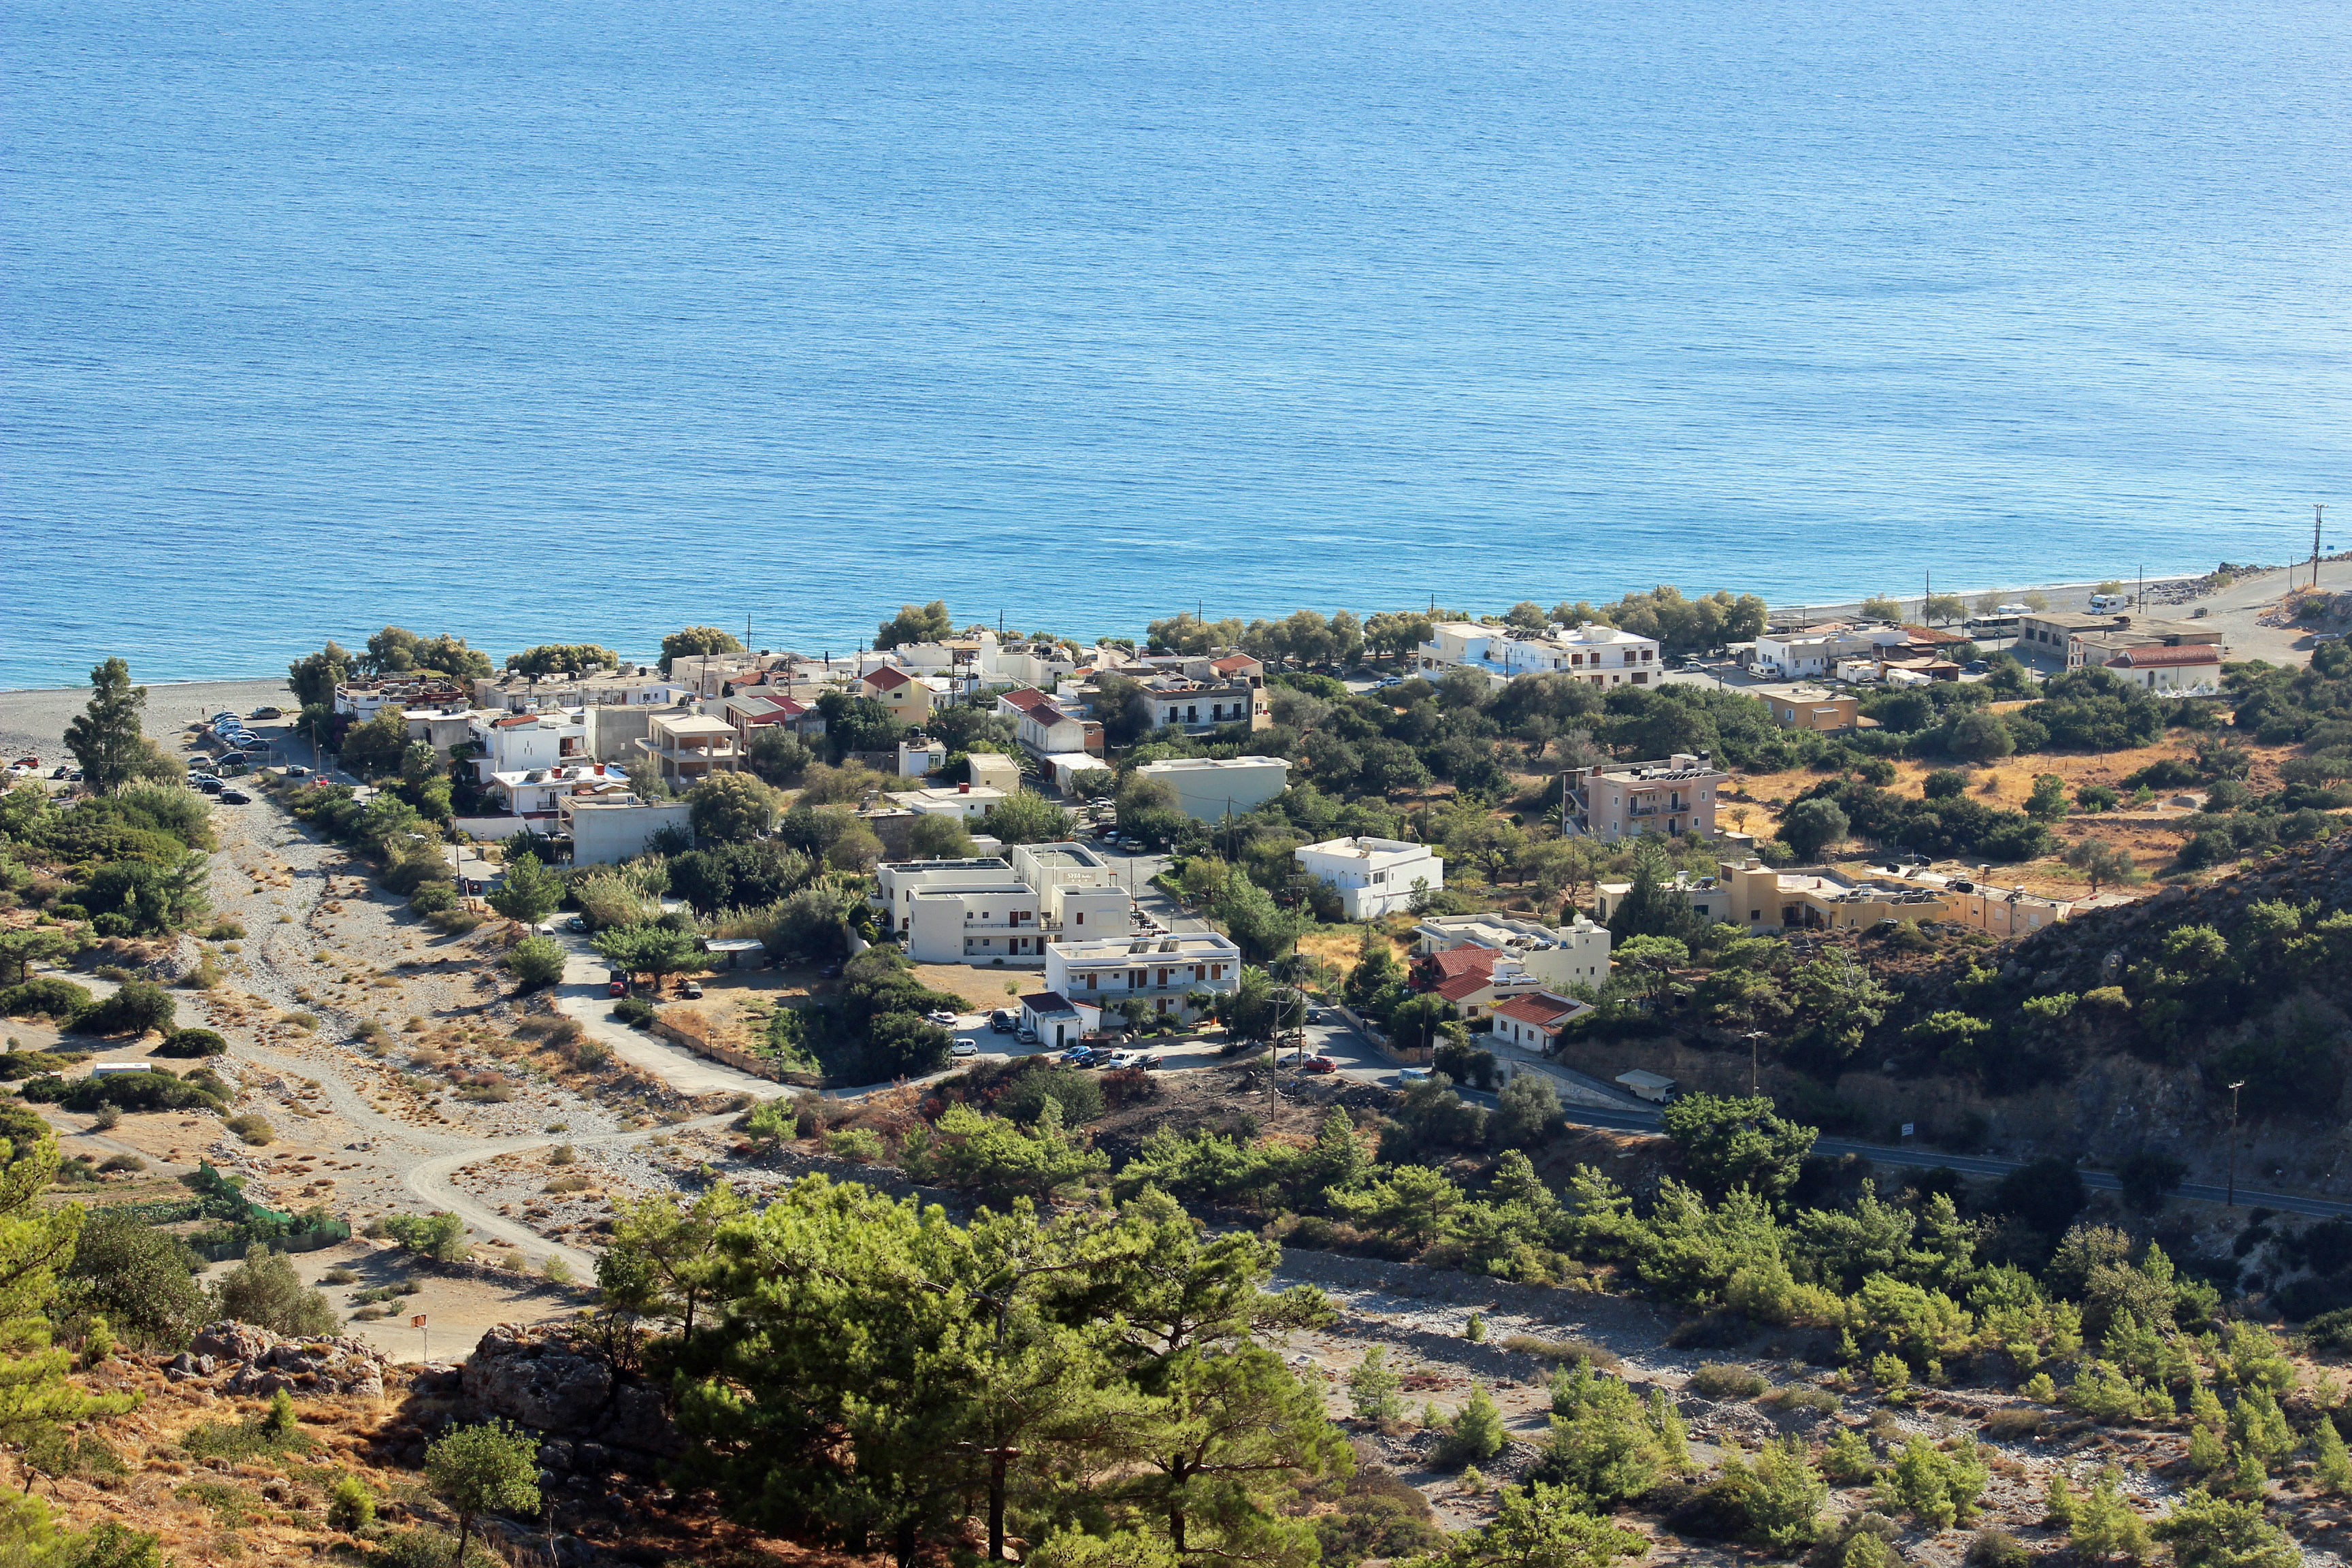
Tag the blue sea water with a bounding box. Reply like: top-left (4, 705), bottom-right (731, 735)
top-left (4, 0), bottom-right (2348, 688)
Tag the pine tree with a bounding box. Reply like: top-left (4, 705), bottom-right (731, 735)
top-left (2314, 1412), bottom-right (2352, 1495)
top-left (1347, 1346), bottom-right (1403, 1423)
top-left (488, 851), bottom-right (564, 928)
top-left (62, 657), bottom-right (148, 796)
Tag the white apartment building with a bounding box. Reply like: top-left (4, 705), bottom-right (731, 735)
top-left (1044, 931), bottom-right (1244, 1020)
top-left (469, 710), bottom-right (589, 782)
top-left (873, 858), bottom-right (1048, 964)
top-left (1564, 754), bottom-right (1728, 841)
top-left (1415, 622), bottom-right (1663, 689)
top-left (485, 761), bottom-right (631, 817)
top-left (1009, 841), bottom-right (1131, 933)
top-left (1412, 911), bottom-right (1612, 990)
top-left (1293, 836), bottom-right (1444, 919)
top-left (1136, 673), bottom-right (1271, 733)
top-left (892, 632), bottom-right (1080, 697)
top-left (1135, 756), bottom-right (1292, 820)
top-left (333, 677), bottom-right (470, 723)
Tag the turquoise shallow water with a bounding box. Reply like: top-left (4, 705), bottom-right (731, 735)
top-left (4, 0), bottom-right (2348, 685)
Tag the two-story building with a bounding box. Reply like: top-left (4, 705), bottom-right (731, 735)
top-left (1043, 930), bottom-right (1243, 1022)
top-left (1015, 698), bottom-right (1102, 760)
top-left (333, 676), bottom-right (470, 723)
top-left (1009, 841), bottom-right (1131, 934)
top-left (874, 858), bottom-right (1047, 964)
top-left (859, 664), bottom-right (943, 727)
top-left (1293, 836), bottom-right (1444, 919)
top-left (1136, 672), bottom-right (1271, 734)
top-left (1564, 754), bottom-right (1727, 841)
top-left (1415, 622), bottom-right (1663, 689)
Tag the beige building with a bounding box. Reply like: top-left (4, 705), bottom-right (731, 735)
top-left (860, 664), bottom-right (941, 725)
top-left (1412, 911), bottom-right (1612, 990)
top-left (635, 712), bottom-right (740, 785)
top-left (1753, 685), bottom-right (1861, 732)
top-left (1565, 754), bottom-right (1729, 842)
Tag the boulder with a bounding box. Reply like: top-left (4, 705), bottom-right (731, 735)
top-left (461, 1323), bottom-right (682, 1467)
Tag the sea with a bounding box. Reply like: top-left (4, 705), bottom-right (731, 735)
top-left (4, 0), bottom-right (2348, 689)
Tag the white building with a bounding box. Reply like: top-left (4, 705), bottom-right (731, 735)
top-left (1415, 622), bottom-right (1663, 689)
top-left (485, 761), bottom-right (632, 817)
top-left (898, 738), bottom-right (947, 777)
top-left (873, 858), bottom-right (1047, 964)
top-left (885, 783), bottom-right (1008, 823)
top-left (1413, 911), bottom-right (1612, 990)
top-left (1009, 841), bottom-right (1131, 934)
top-left (1293, 836), bottom-right (1444, 919)
top-left (1135, 756), bottom-right (1292, 821)
top-left (560, 791), bottom-right (693, 866)
top-left (1751, 626), bottom-right (1904, 680)
top-left (966, 753), bottom-right (1024, 794)
top-left (1044, 930), bottom-right (1243, 1021)
top-left (470, 710), bottom-right (589, 782)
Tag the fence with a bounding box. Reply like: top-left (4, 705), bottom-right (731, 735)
top-left (189, 1221), bottom-right (353, 1264)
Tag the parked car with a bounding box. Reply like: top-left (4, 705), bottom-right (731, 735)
top-left (1060, 1045), bottom-right (1094, 1064)
top-left (1300, 1055), bottom-right (1339, 1075)
top-left (990, 1009), bottom-right (1017, 1032)
top-left (607, 973), bottom-right (628, 998)
top-left (679, 980), bottom-right (704, 999)
top-left (819, 961), bottom-right (843, 979)
top-left (50, 766), bottom-right (71, 780)
top-left (1132, 1053), bottom-right (1164, 1071)
top-left (1963, 660), bottom-right (1989, 673)
top-left (250, 706), bottom-right (282, 719)
top-left (1097, 1050), bottom-right (1134, 1070)
top-left (1015, 1026), bottom-right (1039, 1045)
top-left (188, 774), bottom-right (222, 791)
top-left (217, 788), bottom-right (250, 804)
top-left (566, 915), bottom-right (589, 932)
top-left (951, 1038), bottom-right (979, 1058)
top-left (284, 764), bottom-right (310, 777)
top-left (926, 1008), bottom-right (960, 1026)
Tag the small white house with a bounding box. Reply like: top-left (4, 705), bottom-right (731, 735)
top-left (1292, 836), bottom-right (1443, 920)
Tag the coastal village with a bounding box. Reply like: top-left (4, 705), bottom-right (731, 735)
top-left (5, 563), bottom-right (2352, 1568)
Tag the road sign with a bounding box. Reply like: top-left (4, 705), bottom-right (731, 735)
top-left (1900, 1123), bottom-right (1915, 1138)
top-left (411, 1314), bottom-right (428, 1328)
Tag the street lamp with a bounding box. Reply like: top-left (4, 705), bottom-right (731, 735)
top-left (2226, 1079), bottom-right (2245, 1207)
top-left (1745, 1030), bottom-right (1767, 1097)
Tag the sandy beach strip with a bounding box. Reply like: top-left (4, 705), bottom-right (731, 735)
top-left (0, 676), bottom-right (295, 766)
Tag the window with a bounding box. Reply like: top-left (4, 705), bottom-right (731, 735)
top-left (1074, 912), bottom-right (1083, 926)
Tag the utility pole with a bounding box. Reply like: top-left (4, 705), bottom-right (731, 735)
top-left (2226, 1079), bottom-right (2245, 1207)
top-left (2316, 504), bottom-right (2329, 590)
top-left (1746, 1030), bottom-right (1765, 1096)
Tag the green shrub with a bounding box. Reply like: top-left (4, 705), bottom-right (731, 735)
top-left (612, 996), bottom-right (655, 1028)
top-left (382, 1211), bottom-right (470, 1262)
top-left (825, 1127), bottom-right (885, 1163)
top-left (69, 981), bottom-right (176, 1037)
top-left (408, 882), bottom-right (459, 916)
top-left (213, 1247), bottom-right (338, 1338)
top-left (1967, 1529), bottom-right (2030, 1568)
top-left (0, 977), bottom-right (92, 1020)
top-left (1689, 1362), bottom-right (1769, 1400)
top-left (1872, 1433), bottom-right (1989, 1529)
top-left (504, 936), bottom-right (566, 989)
top-left (1499, 1334), bottom-right (1622, 1371)
top-left (22, 1068), bottom-right (223, 1114)
top-left (154, 1027), bottom-right (227, 1058)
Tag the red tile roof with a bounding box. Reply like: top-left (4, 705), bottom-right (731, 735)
top-left (1494, 992), bottom-right (1584, 1030)
top-left (1434, 970), bottom-right (1497, 1002)
top-left (863, 665), bottom-right (914, 690)
top-left (1428, 947), bottom-right (1499, 981)
top-left (2106, 644), bottom-right (2221, 668)
top-left (1000, 687), bottom-right (1054, 715)
top-left (493, 714), bottom-right (538, 728)
top-left (1211, 654), bottom-right (1259, 672)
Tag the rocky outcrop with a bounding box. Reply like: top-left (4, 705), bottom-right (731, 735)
top-left (172, 1320), bottom-right (388, 1396)
top-left (461, 1322), bottom-right (681, 1477)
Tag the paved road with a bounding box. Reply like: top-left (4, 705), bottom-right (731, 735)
top-left (544, 930), bottom-right (793, 1100)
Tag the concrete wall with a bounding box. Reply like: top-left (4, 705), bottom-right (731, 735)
top-left (1137, 757), bottom-right (1291, 821)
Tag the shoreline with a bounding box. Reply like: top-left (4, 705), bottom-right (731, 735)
top-left (1, 562), bottom-right (2322, 764)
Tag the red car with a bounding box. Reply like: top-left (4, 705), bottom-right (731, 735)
top-left (606, 973), bottom-right (628, 998)
top-left (1299, 1055), bottom-right (1339, 1075)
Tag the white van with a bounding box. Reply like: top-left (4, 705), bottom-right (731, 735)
top-left (2089, 593), bottom-right (2128, 612)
